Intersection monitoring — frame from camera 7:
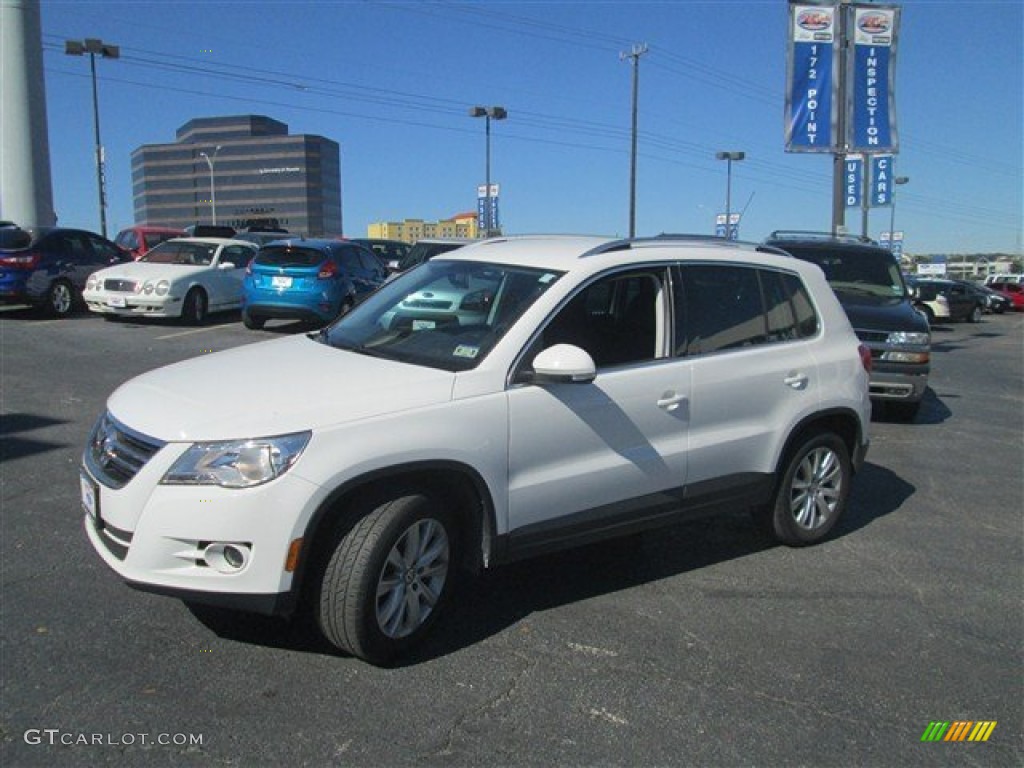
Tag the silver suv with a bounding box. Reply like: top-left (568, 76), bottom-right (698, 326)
top-left (82, 235), bottom-right (871, 664)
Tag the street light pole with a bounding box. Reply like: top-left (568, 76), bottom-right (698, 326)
top-left (715, 151), bottom-right (745, 240)
top-left (65, 38), bottom-right (119, 238)
top-left (199, 146), bottom-right (222, 225)
top-left (469, 106), bottom-right (507, 237)
top-left (889, 175), bottom-right (909, 253)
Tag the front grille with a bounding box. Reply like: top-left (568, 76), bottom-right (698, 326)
top-left (103, 278), bottom-right (137, 292)
top-left (854, 329), bottom-right (888, 343)
top-left (85, 412), bottom-right (165, 489)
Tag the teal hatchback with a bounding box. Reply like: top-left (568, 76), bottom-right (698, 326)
top-left (241, 239), bottom-right (387, 329)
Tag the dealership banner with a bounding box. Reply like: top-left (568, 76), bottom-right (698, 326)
top-left (844, 156), bottom-right (864, 207)
top-left (871, 155), bottom-right (894, 205)
top-left (849, 5), bottom-right (900, 151)
top-left (785, 2), bottom-right (838, 152)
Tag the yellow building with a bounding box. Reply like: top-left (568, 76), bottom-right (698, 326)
top-left (368, 212), bottom-right (483, 241)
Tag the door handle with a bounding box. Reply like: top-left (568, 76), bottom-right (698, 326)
top-left (784, 372), bottom-right (809, 390)
top-left (657, 392), bottom-right (687, 411)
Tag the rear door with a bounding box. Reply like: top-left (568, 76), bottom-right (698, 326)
top-left (677, 264), bottom-right (820, 494)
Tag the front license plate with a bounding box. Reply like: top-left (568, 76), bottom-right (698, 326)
top-left (271, 276), bottom-right (293, 289)
top-left (80, 471), bottom-right (99, 522)
top-left (107, 296), bottom-right (126, 308)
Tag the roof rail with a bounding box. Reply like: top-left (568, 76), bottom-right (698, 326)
top-left (766, 229), bottom-right (877, 245)
top-left (580, 234), bottom-right (748, 259)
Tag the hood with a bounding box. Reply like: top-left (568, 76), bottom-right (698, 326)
top-left (107, 335), bottom-right (456, 441)
top-left (834, 292), bottom-right (930, 334)
top-left (96, 261), bottom-right (211, 282)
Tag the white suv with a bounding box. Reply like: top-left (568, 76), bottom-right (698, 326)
top-left (82, 235), bottom-right (871, 664)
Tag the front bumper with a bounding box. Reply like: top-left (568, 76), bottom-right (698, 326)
top-left (81, 453), bottom-right (323, 615)
top-left (83, 290), bottom-right (182, 318)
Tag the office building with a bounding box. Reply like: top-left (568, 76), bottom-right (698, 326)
top-left (131, 115), bottom-right (341, 235)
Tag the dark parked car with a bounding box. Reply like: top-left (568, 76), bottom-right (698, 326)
top-left (233, 227), bottom-right (292, 248)
top-left (910, 278), bottom-right (985, 323)
top-left (951, 279), bottom-right (1010, 315)
top-left (350, 238), bottom-right (410, 272)
top-left (395, 238), bottom-right (473, 272)
top-left (0, 226), bottom-right (128, 316)
top-left (764, 231), bottom-right (930, 422)
top-left (241, 239), bottom-right (387, 329)
top-left (987, 281), bottom-right (1024, 311)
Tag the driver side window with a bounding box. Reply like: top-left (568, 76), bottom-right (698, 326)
top-left (538, 269), bottom-right (667, 369)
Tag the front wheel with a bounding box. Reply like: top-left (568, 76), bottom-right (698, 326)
top-left (967, 305), bottom-right (982, 323)
top-left (317, 493), bottom-right (456, 665)
top-left (757, 432), bottom-right (851, 547)
top-left (181, 288), bottom-right (208, 326)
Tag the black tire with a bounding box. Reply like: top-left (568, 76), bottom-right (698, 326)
top-left (967, 305), bottom-right (982, 324)
top-left (181, 288), bottom-right (208, 326)
top-left (317, 493), bottom-right (456, 665)
top-left (887, 400), bottom-right (921, 423)
top-left (242, 311), bottom-right (265, 330)
top-left (919, 304), bottom-right (935, 324)
top-left (757, 432), bottom-right (851, 547)
top-left (336, 296), bottom-right (354, 320)
top-left (43, 280), bottom-right (75, 317)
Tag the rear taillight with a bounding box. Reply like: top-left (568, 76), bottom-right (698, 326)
top-left (317, 261), bottom-right (338, 280)
top-left (858, 343), bottom-right (873, 374)
top-left (0, 251), bottom-right (41, 270)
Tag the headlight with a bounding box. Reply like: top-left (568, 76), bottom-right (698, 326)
top-left (142, 281), bottom-right (155, 295)
top-left (162, 431), bottom-right (311, 488)
top-left (155, 280), bottom-right (170, 296)
top-left (886, 332), bottom-right (930, 346)
top-left (86, 274), bottom-right (99, 291)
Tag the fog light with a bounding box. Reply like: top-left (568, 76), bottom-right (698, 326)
top-left (204, 542), bottom-right (251, 573)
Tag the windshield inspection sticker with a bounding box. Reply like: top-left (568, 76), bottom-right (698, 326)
top-left (453, 345), bottom-right (479, 359)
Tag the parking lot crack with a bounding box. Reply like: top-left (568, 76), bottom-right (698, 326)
top-left (434, 652), bottom-right (536, 757)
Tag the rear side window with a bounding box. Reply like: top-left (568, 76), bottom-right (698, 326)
top-left (254, 247), bottom-right (326, 267)
top-left (674, 265), bottom-right (818, 356)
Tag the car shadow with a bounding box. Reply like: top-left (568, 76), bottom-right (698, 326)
top-left (187, 460), bottom-right (913, 666)
top-left (872, 387), bottom-right (952, 426)
top-left (0, 412), bottom-right (70, 462)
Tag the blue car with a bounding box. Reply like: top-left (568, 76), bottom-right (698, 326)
top-left (242, 239), bottom-right (387, 329)
top-left (0, 226), bottom-right (129, 316)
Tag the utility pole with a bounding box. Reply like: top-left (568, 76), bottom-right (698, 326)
top-left (621, 43), bottom-right (647, 238)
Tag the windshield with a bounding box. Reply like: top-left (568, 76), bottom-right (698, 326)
top-left (320, 259), bottom-right (563, 372)
top-left (142, 241), bottom-right (218, 265)
top-left (784, 246), bottom-right (906, 299)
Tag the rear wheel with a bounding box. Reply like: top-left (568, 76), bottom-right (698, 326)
top-left (242, 311), bottom-right (265, 330)
top-left (756, 432), bottom-right (851, 547)
top-left (317, 493), bottom-right (456, 665)
top-left (181, 288), bottom-right (208, 326)
top-left (43, 280), bottom-right (74, 317)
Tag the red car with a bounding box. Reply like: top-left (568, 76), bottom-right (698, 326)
top-left (988, 282), bottom-right (1024, 311)
top-left (114, 225), bottom-right (184, 260)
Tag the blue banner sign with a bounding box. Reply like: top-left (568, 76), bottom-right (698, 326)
top-left (785, 3), bottom-right (838, 152)
top-left (845, 156), bottom-right (863, 207)
top-left (850, 5), bottom-right (900, 151)
top-left (715, 213), bottom-right (741, 240)
top-left (871, 155), bottom-right (893, 206)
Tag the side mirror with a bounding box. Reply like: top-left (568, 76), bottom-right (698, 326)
top-left (531, 344), bottom-right (596, 383)
top-left (907, 284), bottom-right (919, 299)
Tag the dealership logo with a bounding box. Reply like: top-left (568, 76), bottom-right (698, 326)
top-left (797, 10), bottom-right (832, 31)
top-left (921, 721), bottom-right (997, 742)
top-left (858, 13), bottom-right (891, 35)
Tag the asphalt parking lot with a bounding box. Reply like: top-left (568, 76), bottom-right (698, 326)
top-left (1, 305), bottom-right (1021, 767)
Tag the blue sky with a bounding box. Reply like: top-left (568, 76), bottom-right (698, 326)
top-left (39, 0), bottom-right (1023, 255)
